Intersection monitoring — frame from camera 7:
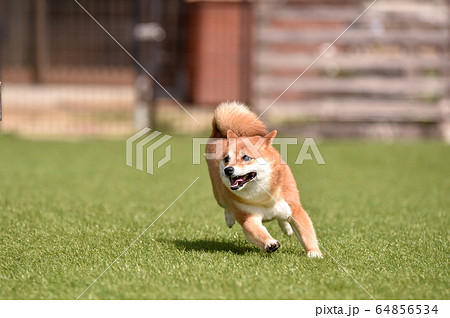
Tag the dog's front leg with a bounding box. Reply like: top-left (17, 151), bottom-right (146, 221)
top-left (289, 205), bottom-right (322, 258)
top-left (237, 215), bottom-right (280, 253)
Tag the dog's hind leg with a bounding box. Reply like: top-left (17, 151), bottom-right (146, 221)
top-left (224, 209), bottom-right (235, 228)
top-left (288, 205), bottom-right (322, 258)
top-left (278, 220), bottom-right (293, 236)
top-left (236, 215), bottom-right (280, 253)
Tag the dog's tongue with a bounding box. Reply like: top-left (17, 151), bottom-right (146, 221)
top-left (231, 177), bottom-right (244, 186)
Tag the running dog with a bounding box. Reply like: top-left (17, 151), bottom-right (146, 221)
top-left (205, 102), bottom-right (322, 257)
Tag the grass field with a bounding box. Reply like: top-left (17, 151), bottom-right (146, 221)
top-left (0, 134), bottom-right (448, 299)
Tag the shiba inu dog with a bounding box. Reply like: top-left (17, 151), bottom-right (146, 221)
top-left (205, 102), bottom-right (322, 257)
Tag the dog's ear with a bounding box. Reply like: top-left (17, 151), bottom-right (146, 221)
top-left (227, 130), bottom-right (238, 139)
top-left (264, 130), bottom-right (277, 146)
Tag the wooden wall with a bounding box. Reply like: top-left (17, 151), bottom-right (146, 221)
top-left (254, 0), bottom-right (450, 138)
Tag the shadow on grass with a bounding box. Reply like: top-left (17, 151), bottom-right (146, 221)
top-left (166, 238), bottom-right (259, 255)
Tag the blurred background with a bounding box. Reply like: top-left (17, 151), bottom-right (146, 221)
top-left (0, 0), bottom-right (449, 140)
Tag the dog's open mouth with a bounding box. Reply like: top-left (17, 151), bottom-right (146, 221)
top-left (229, 172), bottom-right (257, 190)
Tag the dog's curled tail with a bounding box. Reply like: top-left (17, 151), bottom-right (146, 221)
top-left (211, 101), bottom-right (268, 138)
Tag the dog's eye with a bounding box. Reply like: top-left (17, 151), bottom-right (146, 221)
top-left (242, 155), bottom-right (252, 162)
top-left (224, 155), bottom-right (230, 163)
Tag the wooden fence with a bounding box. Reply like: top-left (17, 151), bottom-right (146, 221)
top-left (254, 0), bottom-right (450, 139)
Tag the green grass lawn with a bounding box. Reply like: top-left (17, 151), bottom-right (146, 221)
top-left (0, 134), bottom-right (448, 299)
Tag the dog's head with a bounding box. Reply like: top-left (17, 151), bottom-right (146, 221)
top-left (220, 130), bottom-right (279, 193)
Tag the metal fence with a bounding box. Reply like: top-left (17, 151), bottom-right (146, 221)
top-left (0, 0), bottom-right (201, 137)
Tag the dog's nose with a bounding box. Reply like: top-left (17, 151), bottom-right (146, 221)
top-left (224, 166), bottom-right (234, 176)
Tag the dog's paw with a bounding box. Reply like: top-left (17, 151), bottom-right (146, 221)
top-left (264, 240), bottom-right (281, 253)
top-left (284, 227), bottom-right (293, 236)
top-left (306, 249), bottom-right (323, 258)
top-left (278, 220), bottom-right (293, 236)
top-left (225, 210), bottom-right (235, 228)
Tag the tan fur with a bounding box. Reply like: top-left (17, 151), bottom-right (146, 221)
top-left (206, 102), bottom-right (322, 257)
top-left (210, 102), bottom-right (267, 138)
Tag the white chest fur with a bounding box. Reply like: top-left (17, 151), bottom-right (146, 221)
top-left (235, 199), bottom-right (292, 221)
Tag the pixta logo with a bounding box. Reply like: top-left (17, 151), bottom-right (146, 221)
top-left (192, 137), bottom-right (325, 165)
top-left (126, 128), bottom-right (172, 175)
